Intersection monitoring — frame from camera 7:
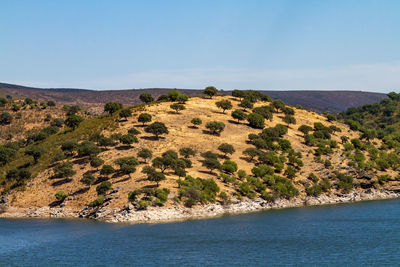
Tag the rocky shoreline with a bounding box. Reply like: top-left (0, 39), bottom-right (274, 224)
top-left (1, 189), bottom-right (400, 223)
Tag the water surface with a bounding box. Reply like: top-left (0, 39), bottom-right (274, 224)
top-left (1, 199), bottom-right (400, 266)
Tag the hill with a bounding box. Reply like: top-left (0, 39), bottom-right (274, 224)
top-left (1, 90), bottom-right (399, 222)
top-left (0, 82), bottom-right (386, 113)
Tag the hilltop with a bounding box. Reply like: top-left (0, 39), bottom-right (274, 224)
top-left (0, 82), bottom-right (386, 113)
top-left (0, 89), bottom-right (399, 222)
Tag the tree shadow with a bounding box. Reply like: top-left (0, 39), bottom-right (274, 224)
top-left (115, 177), bottom-right (130, 184)
top-left (140, 136), bottom-right (164, 141)
top-left (49, 200), bottom-right (63, 207)
top-left (187, 125), bottom-right (198, 129)
top-left (198, 170), bottom-right (217, 176)
top-left (71, 187), bottom-right (90, 196)
top-left (202, 130), bottom-right (220, 136)
top-left (72, 158), bottom-right (90, 165)
top-left (93, 176), bottom-right (109, 185)
top-left (51, 178), bottom-right (73, 186)
top-left (115, 145), bottom-right (132, 150)
top-left (228, 119), bottom-right (240, 124)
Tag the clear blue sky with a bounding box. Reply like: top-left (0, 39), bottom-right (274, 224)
top-left (1, 0), bottom-right (399, 92)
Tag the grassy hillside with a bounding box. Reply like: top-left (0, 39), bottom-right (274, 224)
top-left (1, 90), bottom-right (399, 217)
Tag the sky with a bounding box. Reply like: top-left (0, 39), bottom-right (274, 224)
top-left (1, 0), bottom-right (400, 92)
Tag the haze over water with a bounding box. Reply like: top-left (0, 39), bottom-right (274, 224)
top-left (1, 199), bottom-right (400, 266)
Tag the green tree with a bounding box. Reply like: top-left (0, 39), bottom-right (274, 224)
top-left (238, 98), bottom-right (254, 111)
top-left (138, 113), bottom-right (152, 126)
top-left (104, 102), bottom-right (123, 114)
top-left (0, 112), bottom-right (13, 125)
top-left (119, 134), bottom-right (138, 147)
top-left (242, 147), bottom-right (260, 161)
top-left (232, 89), bottom-right (246, 99)
top-left (191, 117), bottom-right (202, 128)
top-left (137, 148), bottom-right (153, 163)
top-left (298, 125), bottom-right (313, 135)
top-left (170, 103), bottom-right (186, 113)
top-left (145, 122), bottom-right (169, 139)
top-left (179, 147), bottom-right (196, 158)
top-left (81, 172), bottom-right (96, 185)
top-left (218, 143), bottom-right (235, 158)
top-left (231, 109), bottom-right (247, 123)
top-left (247, 113), bottom-right (265, 129)
top-left (139, 93), bottom-right (154, 103)
top-left (96, 181), bottom-right (112, 195)
top-left (271, 100), bottom-right (285, 112)
top-left (90, 157), bottom-right (104, 170)
top-left (147, 170), bottom-right (166, 187)
top-left (53, 162), bottom-right (76, 178)
top-left (119, 109), bottom-right (132, 121)
top-left (55, 191), bottom-right (68, 202)
top-left (25, 146), bottom-right (44, 164)
top-left (65, 115), bottom-right (83, 130)
top-left (176, 94), bottom-right (189, 103)
top-left (282, 114), bottom-right (296, 127)
top-left (100, 165), bottom-right (115, 177)
top-left (61, 140), bottom-right (78, 156)
top-left (205, 121), bottom-right (225, 135)
top-left (326, 113), bottom-right (337, 122)
top-left (168, 90), bottom-right (181, 101)
top-left (203, 86), bottom-right (218, 98)
top-left (202, 158), bottom-right (221, 173)
top-left (77, 141), bottom-right (101, 157)
top-left (215, 100), bottom-right (233, 113)
top-left (222, 160), bottom-right (238, 174)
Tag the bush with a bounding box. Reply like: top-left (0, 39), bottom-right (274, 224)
top-left (138, 113), bottom-right (152, 126)
top-left (61, 140), bottom-right (78, 155)
top-left (215, 100), bottom-right (233, 113)
top-left (251, 164), bottom-right (274, 177)
top-left (282, 115), bottom-right (296, 127)
top-left (139, 93), bottom-right (154, 103)
top-left (96, 181), bottom-right (112, 195)
top-left (337, 173), bottom-right (353, 193)
top-left (55, 191), bottom-right (68, 202)
top-left (191, 117), bottom-right (202, 127)
top-left (128, 127), bottom-right (141, 135)
top-left (77, 141), bottom-right (101, 157)
top-left (205, 121), bottom-right (225, 135)
top-left (100, 165), bottom-right (115, 176)
top-left (89, 195), bottom-right (105, 207)
top-left (306, 185), bottom-right (322, 197)
top-left (0, 112), bottom-right (13, 125)
top-left (81, 172), bottom-right (96, 185)
top-left (178, 176), bottom-right (220, 206)
top-left (90, 157), bottom-right (104, 169)
top-left (119, 134), bottom-right (138, 146)
top-left (54, 162), bottom-right (76, 178)
top-left (247, 113), bottom-right (265, 129)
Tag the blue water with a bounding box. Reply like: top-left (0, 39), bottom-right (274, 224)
top-left (1, 200), bottom-right (400, 266)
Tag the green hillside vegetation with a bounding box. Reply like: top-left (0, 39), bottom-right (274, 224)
top-left (1, 88), bottom-right (400, 215)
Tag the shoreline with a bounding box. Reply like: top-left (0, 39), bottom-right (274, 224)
top-left (1, 189), bottom-right (400, 223)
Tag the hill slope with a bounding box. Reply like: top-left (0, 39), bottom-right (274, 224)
top-left (1, 93), bottom-right (399, 222)
top-left (0, 82), bottom-right (386, 113)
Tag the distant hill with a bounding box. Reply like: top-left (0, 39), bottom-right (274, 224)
top-left (0, 82), bottom-right (386, 113)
